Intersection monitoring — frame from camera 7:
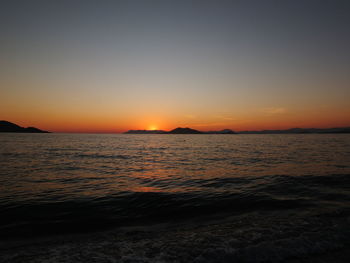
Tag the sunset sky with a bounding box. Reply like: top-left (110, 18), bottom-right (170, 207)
top-left (1, 0), bottom-right (349, 133)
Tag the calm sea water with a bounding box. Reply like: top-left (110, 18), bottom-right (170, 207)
top-left (1, 133), bottom-right (350, 262)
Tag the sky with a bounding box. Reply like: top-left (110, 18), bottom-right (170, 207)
top-left (1, 0), bottom-right (349, 133)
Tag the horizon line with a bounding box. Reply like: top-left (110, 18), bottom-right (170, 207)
top-left (42, 125), bottom-right (350, 134)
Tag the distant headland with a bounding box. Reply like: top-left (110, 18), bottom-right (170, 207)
top-left (125, 127), bottom-right (236, 134)
top-left (1, 121), bottom-right (349, 134)
top-left (239, 127), bottom-right (350, 134)
top-left (125, 126), bottom-right (350, 134)
top-left (0, 121), bottom-right (50, 133)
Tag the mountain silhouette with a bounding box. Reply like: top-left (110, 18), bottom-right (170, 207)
top-left (205, 129), bottom-right (236, 134)
top-left (124, 130), bottom-right (167, 134)
top-left (124, 127), bottom-right (237, 134)
top-left (239, 127), bottom-right (350, 134)
top-left (124, 126), bottom-right (350, 134)
top-left (0, 121), bottom-right (49, 133)
top-left (168, 127), bottom-right (203, 134)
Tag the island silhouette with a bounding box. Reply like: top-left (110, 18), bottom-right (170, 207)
top-left (0, 121), bottom-right (49, 133)
top-left (1, 121), bottom-right (349, 134)
top-left (125, 127), bottom-right (236, 134)
top-left (125, 126), bottom-right (350, 134)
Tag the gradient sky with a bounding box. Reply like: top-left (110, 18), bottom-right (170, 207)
top-left (1, 0), bottom-right (349, 132)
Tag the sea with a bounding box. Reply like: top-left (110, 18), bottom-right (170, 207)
top-left (0, 133), bottom-right (349, 262)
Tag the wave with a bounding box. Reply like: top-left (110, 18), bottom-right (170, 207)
top-left (76, 153), bottom-right (131, 159)
top-left (1, 173), bottom-right (349, 238)
top-left (1, 207), bottom-right (349, 263)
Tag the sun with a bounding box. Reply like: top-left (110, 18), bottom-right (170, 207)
top-left (148, 125), bottom-right (158, 131)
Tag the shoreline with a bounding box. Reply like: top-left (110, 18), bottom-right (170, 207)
top-left (1, 210), bottom-right (349, 262)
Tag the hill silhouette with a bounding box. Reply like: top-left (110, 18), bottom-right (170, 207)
top-left (239, 127), bottom-right (350, 134)
top-left (124, 126), bottom-right (350, 134)
top-left (124, 130), bottom-right (167, 134)
top-left (125, 127), bottom-right (237, 134)
top-left (168, 127), bottom-right (202, 134)
top-left (0, 121), bottom-right (49, 133)
top-left (205, 129), bottom-right (236, 134)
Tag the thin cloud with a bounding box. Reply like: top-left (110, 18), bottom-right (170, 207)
top-left (213, 115), bottom-right (235, 121)
top-left (261, 107), bottom-right (287, 114)
top-left (184, 114), bottom-right (196, 119)
top-left (192, 122), bottom-right (230, 127)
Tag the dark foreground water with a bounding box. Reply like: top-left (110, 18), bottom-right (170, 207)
top-left (0, 133), bottom-right (349, 262)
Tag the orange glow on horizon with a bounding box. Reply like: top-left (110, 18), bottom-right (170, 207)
top-left (148, 125), bottom-right (158, 131)
top-left (1, 106), bottom-right (349, 133)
